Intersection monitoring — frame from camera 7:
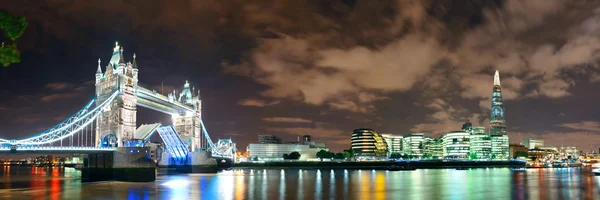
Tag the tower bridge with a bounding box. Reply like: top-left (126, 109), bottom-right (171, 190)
top-left (0, 42), bottom-right (235, 181)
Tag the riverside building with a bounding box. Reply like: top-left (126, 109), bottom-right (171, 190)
top-left (441, 131), bottom-right (470, 158)
top-left (522, 138), bottom-right (544, 149)
top-left (351, 128), bottom-right (388, 159)
top-left (248, 135), bottom-right (327, 161)
top-left (469, 126), bottom-right (491, 159)
top-left (381, 134), bottom-right (403, 156)
top-left (402, 133), bottom-right (425, 157)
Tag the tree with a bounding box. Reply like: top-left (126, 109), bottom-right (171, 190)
top-left (469, 153), bottom-right (478, 160)
top-left (0, 11), bottom-right (28, 67)
top-left (289, 151), bottom-right (301, 160)
top-left (390, 153), bottom-right (402, 159)
top-left (283, 152), bottom-right (301, 160)
top-left (516, 151), bottom-right (528, 158)
top-left (343, 149), bottom-right (354, 158)
top-left (334, 153), bottom-right (345, 160)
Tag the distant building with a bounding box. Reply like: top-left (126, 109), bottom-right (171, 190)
top-left (442, 131), bottom-right (470, 158)
top-left (351, 128), bottom-right (388, 158)
top-left (381, 134), bottom-right (403, 156)
top-left (258, 135), bottom-right (282, 144)
top-left (522, 138), bottom-right (544, 149)
top-left (302, 135), bottom-right (311, 142)
top-left (402, 133), bottom-right (425, 157)
top-left (470, 127), bottom-right (491, 159)
top-left (247, 143), bottom-right (326, 161)
top-left (461, 121), bottom-right (473, 133)
top-left (509, 144), bottom-right (528, 158)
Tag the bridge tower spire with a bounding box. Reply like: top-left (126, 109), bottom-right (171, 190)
top-left (96, 42), bottom-right (138, 147)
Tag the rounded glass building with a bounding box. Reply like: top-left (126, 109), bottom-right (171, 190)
top-left (351, 128), bottom-right (388, 159)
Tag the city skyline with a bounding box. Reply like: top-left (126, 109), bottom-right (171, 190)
top-left (3, 1), bottom-right (600, 153)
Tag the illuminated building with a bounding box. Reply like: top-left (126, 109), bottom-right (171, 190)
top-left (509, 144), bottom-right (528, 158)
top-left (423, 138), bottom-right (443, 158)
top-left (441, 131), bottom-right (470, 158)
top-left (402, 133), bottom-right (424, 157)
top-left (247, 143), bottom-right (327, 161)
top-left (522, 138), bottom-right (544, 149)
top-left (490, 70), bottom-right (507, 135)
top-left (469, 126), bottom-right (491, 159)
top-left (381, 134), bottom-right (403, 156)
top-left (258, 135), bottom-right (282, 144)
top-left (302, 135), bottom-right (311, 142)
top-left (489, 70), bottom-right (509, 159)
top-left (490, 135), bottom-right (510, 159)
top-left (351, 129), bottom-right (388, 158)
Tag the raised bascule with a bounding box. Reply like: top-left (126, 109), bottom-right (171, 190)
top-left (0, 42), bottom-right (236, 181)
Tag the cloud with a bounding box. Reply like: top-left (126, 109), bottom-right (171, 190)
top-left (263, 117), bottom-right (312, 123)
top-left (44, 82), bottom-right (73, 91)
top-left (265, 127), bottom-right (345, 138)
top-left (40, 93), bottom-right (80, 102)
top-left (238, 98), bottom-right (280, 107)
top-left (558, 121), bottom-right (600, 132)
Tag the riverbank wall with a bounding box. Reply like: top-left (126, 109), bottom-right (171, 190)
top-left (235, 160), bottom-right (526, 169)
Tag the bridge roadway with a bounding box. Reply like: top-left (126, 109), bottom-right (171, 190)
top-left (0, 146), bottom-right (114, 154)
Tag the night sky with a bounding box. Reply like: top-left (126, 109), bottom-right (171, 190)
top-left (2, 0), bottom-right (600, 153)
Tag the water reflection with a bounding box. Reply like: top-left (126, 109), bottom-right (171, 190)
top-left (0, 166), bottom-right (599, 199)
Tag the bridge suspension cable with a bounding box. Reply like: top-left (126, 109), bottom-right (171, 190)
top-left (0, 91), bottom-right (119, 145)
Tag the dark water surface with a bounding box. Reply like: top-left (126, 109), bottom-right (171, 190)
top-left (0, 166), bottom-right (599, 199)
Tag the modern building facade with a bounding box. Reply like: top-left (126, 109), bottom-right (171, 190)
top-left (442, 131), bottom-right (470, 158)
top-left (258, 135), bottom-right (282, 144)
top-left (522, 138), bottom-right (544, 149)
top-left (489, 70), bottom-right (510, 159)
top-left (402, 133), bottom-right (425, 157)
top-left (490, 70), bottom-right (507, 136)
top-left (381, 134), bottom-right (403, 156)
top-left (247, 143), bottom-right (326, 161)
top-left (469, 126), bottom-right (491, 159)
top-left (509, 144), bottom-right (528, 158)
top-left (491, 135), bottom-right (510, 159)
top-left (423, 138), bottom-right (443, 158)
top-left (351, 129), bottom-right (388, 158)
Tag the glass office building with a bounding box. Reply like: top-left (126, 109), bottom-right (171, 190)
top-left (402, 133), bottom-right (425, 157)
top-left (381, 134), bottom-right (403, 156)
top-left (469, 126), bottom-right (491, 159)
top-left (442, 131), bottom-right (470, 158)
top-left (351, 129), bottom-right (388, 158)
top-left (247, 143), bottom-right (326, 161)
top-left (491, 135), bottom-right (510, 159)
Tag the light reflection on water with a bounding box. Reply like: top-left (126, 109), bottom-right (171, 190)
top-left (0, 166), bottom-right (599, 199)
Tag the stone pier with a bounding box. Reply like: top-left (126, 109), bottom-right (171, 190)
top-left (82, 147), bottom-right (156, 182)
top-left (158, 151), bottom-right (217, 173)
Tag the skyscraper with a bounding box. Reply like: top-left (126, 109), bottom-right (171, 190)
top-left (489, 70), bottom-right (509, 159)
top-left (490, 70), bottom-right (507, 135)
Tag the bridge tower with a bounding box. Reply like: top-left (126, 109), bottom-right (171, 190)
top-left (171, 81), bottom-right (203, 152)
top-left (95, 42), bottom-right (138, 147)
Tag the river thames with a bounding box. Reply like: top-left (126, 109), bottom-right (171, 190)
top-left (0, 166), bottom-right (599, 199)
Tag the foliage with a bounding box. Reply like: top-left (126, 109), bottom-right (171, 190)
top-left (316, 149), bottom-right (336, 160)
top-left (283, 151), bottom-right (301, 160)
top-left (0, 11), bottom-right (28, 67)
top-left (334, 153), bottom-right (345, 160)
top-left (390, 153), bottom-right (402, 159)
top-left (343, 149), bottom-right (354, 158)
top-left (516, 151), bottom-right (528, 157)
top-left (469, 153), bottom-right (478, 160)
top-left (422, 153), bottom-right (432, 159)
